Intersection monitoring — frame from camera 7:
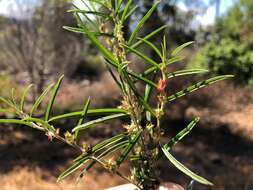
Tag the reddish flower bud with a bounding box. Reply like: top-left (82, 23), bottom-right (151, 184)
top-left (157, 79), bottom-right (167, 92)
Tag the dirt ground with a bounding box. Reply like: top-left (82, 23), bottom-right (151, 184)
top-left (0, 75), bottom-right (253, 190)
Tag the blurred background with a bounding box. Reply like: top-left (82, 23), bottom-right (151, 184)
top-left (0, 0), bottom-right (252, 189)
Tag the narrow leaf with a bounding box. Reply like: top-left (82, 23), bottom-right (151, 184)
top-left (78, 20), bottom-right (119, 66)
top-left (78, 140), bottom-right (128, 179)
top-left (143, 66), bottom-right (158, 76)
top-left (167, 56), bottom-right (184, 65)
top-left (167, 69), bottom-right (209, 79)
top-left (116, 131), bottom-right (142, 166)
top-left (128, 1), bottom-right (160, 45)
top-left (0, 119), bottom-right (34, 128)
top-left (75, 97), bottom-right (91, 141)
top-left (137, 37), bottom-right (162, 59)
top-left (20, 84), bottom-right (33, 112)
top-left (0, 97), bottom-right (16, 109)
top-left (125, 5), bottom-right (138, 21)
top-left (48, 108), bottom-right (128, 122)
top-left (164, 118), bottom-right (199, 150)
top-left (120, 0), bottom-right (133, 23)
top-left (72, 113), bottom-right (128, 132)
top-left (74, 133), bottom-right (126, 162)
top-left (123, 44), bottom-right (160, 68)
top-left (131, 25), bottom-right (168, 49)
top-left (45, 75), bottom-right (64, 121)
top-left (76, 98), bottom-right (91, 126)
top-left (127, 70), bottom-right (157, 88)
top-left (30, 84), bottom-right (54, 116)
top-left (144, 84), bottom-right (153, 103)
top-left (162, 147), bottom-right (213, 185)
top-left (68, 10), bottom-right (111, 19)
top-left (168, 75), bottom-right (234, 102)
top-left (72, 4), bottom-right (98, 30)
top-left (57, 156), bottom-right (90, 181)
top-left (63, 26), bottom-right (113, 37)
top-left (172, 41), bottom-right (194, 56)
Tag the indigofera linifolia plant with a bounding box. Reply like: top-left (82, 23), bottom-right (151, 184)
top-left (0, 1), bottom-right (233, 190)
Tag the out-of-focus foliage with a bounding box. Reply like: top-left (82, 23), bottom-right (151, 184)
top-left (191, 38), bottom-right (253, 85)
top-left (191, 0), bottom-right (253, 85)
top-left (216, 0), bottom-right (253, 43)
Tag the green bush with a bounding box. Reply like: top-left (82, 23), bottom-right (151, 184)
top-left (191, 38), bottom-right (253, 85)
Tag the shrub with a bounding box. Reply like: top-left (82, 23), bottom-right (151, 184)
top-left (0, 1), bottom-right (232, 190)
top-left (190, 38), bottom-right (253, 85)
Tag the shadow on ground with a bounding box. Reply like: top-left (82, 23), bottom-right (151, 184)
top-left (0, 118), bottom-right (252, 190)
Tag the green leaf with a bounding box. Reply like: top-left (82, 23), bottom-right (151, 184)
top-left (164, 118), bottom-right (199, 150)
top-left (115, 0), bottom-right (123, 13)
top-left (116, 131), bottom-right (142, 166)
top-left (0, 119), bottom-right (34, 128)
top-left (144, 84), bottom-right (153, 103)
top-left (144, 84), bottom-right (153, 122)
top-left (162, 147), bottom-right (213, 186)
top-left (48, 108), bottom-right (128, 122)
top-left (77, 19), bottom-right (119, 67)
top-left (0, 97), bottom-right (15, 109)
top-left (143, 66), bottom-right (158, 76)
top-left (137, 37), bottom-right (162, 59)
top-left (76, 98), bottom-right (91, 126)
top-left (161, 33), bottom-right (167, 64)
top-left (92, 133), bottom-right (126, 154)
top-left (127, 70), bottom-right (157, 88)
top-left (78, 140), bottom-right (128, 179)
top-left (45, 75), bottom-right (64, 121)
top-left (63, 26), bottom-right (113, 37)
top-left (30, 84), bottom-right (54, 116)
top-left (57, 156), bottom-right (90, 181)
top-left (124, 5), bottom-right (138, 21)
top-left (120, 0), bottom-right (133, 23)
top-left (128, 1), bottom-right (160, 45)
top-left (171, 41), bottom-right (194, 57)
top-left (72, 4), bottom-right (98, 30)
top-left (167, 56), bottom-right (184, 65)
top-left (131, 25), bottom-right (168, 49)
top-left (168, 75), bottom-right (234, 102)
top-left (167, 69), bottom-right (209, 79)
top-left (68, 10), bottom-right (111, 19)
top-left (123, 44), bottom-right (160, 68)
top-left (74, 133), bottom-right (126, 163)
top-left (74, 97), bottom-right (91, 141)
top-left (20, 84), bottom-right (33, 112)
top-left (72, 113), bottom-right (128, 132)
